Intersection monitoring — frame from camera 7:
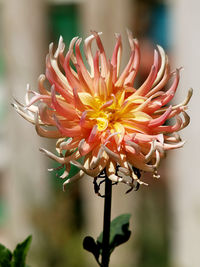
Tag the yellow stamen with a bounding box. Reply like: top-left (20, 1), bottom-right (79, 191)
top-left (97, 118), bottom-right (108, 131)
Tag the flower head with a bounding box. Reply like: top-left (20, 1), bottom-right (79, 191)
top-left (14, 30), bottom-right (192, 191)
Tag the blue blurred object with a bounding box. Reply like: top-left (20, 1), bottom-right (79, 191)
top-left (148, 4), bottom-right (170, 50)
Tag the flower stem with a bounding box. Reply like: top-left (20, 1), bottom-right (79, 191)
top-left (101, 175), bottom-right (112, 267)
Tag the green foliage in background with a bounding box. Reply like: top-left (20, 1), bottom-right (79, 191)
top-left (0, 235), bottom-right (32, 267)
top-left (49, 4), bottom-right (80, 45)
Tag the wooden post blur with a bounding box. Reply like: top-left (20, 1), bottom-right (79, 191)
top-left (1, 0), bottom-right (50, 249)
top-left (168, 1), bottom-right (200, 266)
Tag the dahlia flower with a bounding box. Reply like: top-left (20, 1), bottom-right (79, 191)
top-left (14, 30), bottom-right (192, 191)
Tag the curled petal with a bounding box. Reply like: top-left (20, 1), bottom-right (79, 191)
top-left (38, 103), bottom-right (55, 125)
top-left (126, 152), bottom-right (155, 172)
top-left (106, 160), bottom-right (123, 183)
top-left (68, 36), bottom-right (79, 65)
top-left (102, 145), bottom-right (121, 163)
top-left (75, 38), bottom-right (94, 91)
top-left (51, 86), bottom-right (77, 120)
top-left (148, 106), bottom-right (172, 127)
top-left (71, 154), bottom-right (108, 177)
top-left (115, 50), bottom-right (135, 87)
top-left (152, 45), bottom-right (166, 87)
top-left (145, 141), bottom-right (156, 163)
top-left (38, 74), bottom-right (50, 95)
top-left (84, 33), bottom-right (102, 77)
top-left (35, 112), bottom-right (62, 138)
top-left (153, 115), bottom-right (183, 133)
top-left (88, 125), bottom-right (98, 143)
top-left (78, 138), bottom-right (97, 156)
top-left (91, 31), bottom-right (108, 77)
top-left (39, 147), bottom-right (80, 164)
top-left (111, 33), bottom-right (122, 81)
top-left (90, 146), bottom-right (105, 168)
top-left (125, 140), bottom-right (140, 153)
top-left (133, 49), bottom-right (159, 96)
top-left (48, 42), bottom-right (72, 91)
top-left (63, 170), bottom-right (85, 191)
top-left (146, 58), bottom-right (170, 98)
top-left (54, 115), bottom-right (82, 137)
top-left (73, 88), bottom-right (86, 111)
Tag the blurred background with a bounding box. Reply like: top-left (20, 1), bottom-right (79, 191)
top-left (0, 0), bottom-right (199, 266)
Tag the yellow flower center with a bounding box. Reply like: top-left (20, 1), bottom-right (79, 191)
top-left (78, 91), bottom-right (151, 134)
top-left (96, 117), bottom-right (108, 131)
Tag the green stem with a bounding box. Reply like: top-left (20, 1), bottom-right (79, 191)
top-left (101, 175), bottom-right (112, 267)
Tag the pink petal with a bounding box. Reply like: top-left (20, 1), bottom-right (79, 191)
top-left (73, 88), bottom-right (86, 111)
top-left (78, 139), bottom-right (97, 156)
top-left (147, 69), bottom-right (180, 113)
top-left (152, 115), bottom-right (183, 133)
top-left (91, 31), bottom-right (108, 77)
top-left (93, 50), bottom-right (100, 94)
top-left (54, 115), bottom-right (82, 137)
top-left (88, 125), bottom-right (98, 143)
top-left (115, 50), bottom-right (135, 87)
top-left (46, 69), bottom-right (74, 102)
top-left (51, 86), bottom-right (78, 120)
top-left (75, 39), bottom-right (94, 90)
top-left (111, 34), bottom-right (122, 82)
top-left (134, 49), bottom-right (159, 96)
top-left (63, 50), bottom-right (84, 91)
top-left (124, 37), bottom-right (140, 86)
top-left (148, 105), bottom-right (172, 127)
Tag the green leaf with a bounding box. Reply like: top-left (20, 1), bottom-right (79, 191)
top-left (0, 244), bottom-right (12, 267)
top-left (97, 213), bottom-right (132, 255)
top-left (109, 213), bottom-right (132, 253)
top-left (11, 235), bottom-right (32, 267)
top-left (83, 236), bottom-right (101, 265)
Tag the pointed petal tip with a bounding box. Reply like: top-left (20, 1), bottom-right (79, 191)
top-left (39, 147), bottom-right (48, 154)
top-left (156, 44), bottom-right (165, 56)
top-left (90, 29), bottom-right (97, 34)
top-left (114, 32), bottom-right (121, 38)
top-left (63, 178), bottom-right (72, 191)
top-left (38, 74), bottom-right (46, 81)
top-left (59, 35), bottom-right (63, 42)
top-left (189, 87), bottom-right (193, 96)
top-left (49, 42), bottom-right (54, 51)
top-left (26, 83), bottom-right (30, 90)
top-left (126, 28), bottom-right (132, 35)
top-left (156, 44), bottom-right (163, 50)
top-left (89, 30), bottom-right (102, 36)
